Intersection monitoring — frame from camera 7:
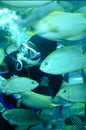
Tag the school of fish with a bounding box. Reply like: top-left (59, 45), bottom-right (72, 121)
top-left (0, 1), bottom-right (86, 130)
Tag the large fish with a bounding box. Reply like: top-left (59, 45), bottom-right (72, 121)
top-left (17, 91), bottom-right (58, 109)
top-left (2, 108), bottom-right (58, 130)
top-left (1, 76), bottom-right (39, 95)
top-left (34, 11), bottom-right (86, 41)
top-left (40, 45), bottom-right (86, 75)
top-left (57, 83), bottom-right (86, 102)
top-left (2, 108), bottom-right (40, 129)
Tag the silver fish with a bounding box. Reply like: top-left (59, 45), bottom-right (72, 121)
top-left (2, 108), bottom-right (39, 126)
top-left (40, 45), bottom-right (86, 75)
top-left (57, 83), bottom-right (86, 102)
top-left (2, 76), bottom-right (39, 94)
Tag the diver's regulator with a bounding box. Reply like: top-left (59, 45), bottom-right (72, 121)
top-left (5, 41), bottom-right (41, 71)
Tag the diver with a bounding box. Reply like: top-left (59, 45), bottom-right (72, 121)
top-left (4, 35), bottom-right (63, 98)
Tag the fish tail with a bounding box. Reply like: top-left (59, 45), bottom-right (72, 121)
top-left (51, 103), bottom-right (60, 107)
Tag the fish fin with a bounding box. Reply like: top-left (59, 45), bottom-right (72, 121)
top-left (49, 11), bottom-right (62, 16)
top-left (75, 12), bottom-right (86, 18)
top-left (0, 48), bottom-right (5, 64)
top-left (0, 103), bottom-right (5, 112)
top-left (0, 76), bottom-right (7, 83)
top-left (66, 33), bottom-right (86, 41)
top-left (28, 31), bottom-right (35, 37)
top-left (15, 125), bottom-right (29, 130)
top-left (16, 99), bottom-right (22, 107)
top-left (50, 103), bottom-right (61, 108)
top-left (60, 81), bottom-right (69, 89)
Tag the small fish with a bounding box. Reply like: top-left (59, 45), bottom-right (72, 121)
top-left (1, 1), bottom-right (51, 8)
top-left (2, 108), bottom-right (40, 126)
top-left (1, 76), bottom-right (39, 95)
top-left (35, 11), bottom-right (86, 41)
top-left (57, 83), bottom-right (86, 102)
top-left (17, 91), bottom-right (58, 109)
top-left (40, 45), bottom-right (86, 74)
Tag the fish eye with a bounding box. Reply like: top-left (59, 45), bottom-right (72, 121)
top-left (63, 90), bottom-right (66, 93)
top-left (45, 62), bottom-right (48, 66)
top-left (6, 113), bottom-right (11, 118)
top-left (31, 81), bottom-right (35, 84)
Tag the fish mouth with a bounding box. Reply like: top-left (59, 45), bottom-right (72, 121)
top-left (39, 66), bottom-right (43, 71)
top-left (40, 66), bottom-right (51, 74)
top-left (39, 66), bottom-right (47, 73)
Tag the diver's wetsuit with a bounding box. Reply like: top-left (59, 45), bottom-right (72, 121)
top-left (0, 35), bottom-right (63, 130)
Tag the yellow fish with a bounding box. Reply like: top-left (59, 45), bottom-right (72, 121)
top-left (17, 91), bottom-right (58, 109)
top-left (35, 11), bottom-right (86, 41)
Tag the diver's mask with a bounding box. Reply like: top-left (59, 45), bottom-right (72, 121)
top-left (5, 41), bottom-right (41, 71)
top-left (17, 41), bottom-right (41, 70)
